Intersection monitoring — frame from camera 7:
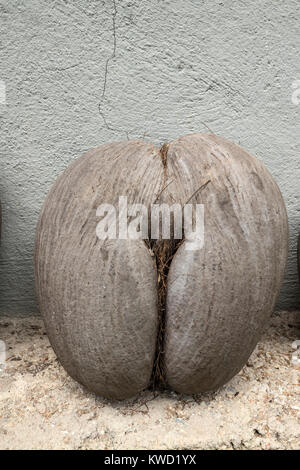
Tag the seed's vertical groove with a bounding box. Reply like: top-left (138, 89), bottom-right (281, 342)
top-left (147, 143), bottom-right (183, 388)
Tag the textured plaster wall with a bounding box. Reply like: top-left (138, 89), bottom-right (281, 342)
top-left (0, 0), bottom-right (299, 313)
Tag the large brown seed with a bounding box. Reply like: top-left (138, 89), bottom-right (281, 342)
top-left (35, 134), bottom-right (289, 399)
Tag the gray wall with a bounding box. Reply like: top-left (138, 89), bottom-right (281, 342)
top-left (0, 0), bottom-right (299, 313)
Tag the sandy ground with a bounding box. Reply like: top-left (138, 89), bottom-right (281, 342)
top-left (0, 311), bottom-right (299, 450)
